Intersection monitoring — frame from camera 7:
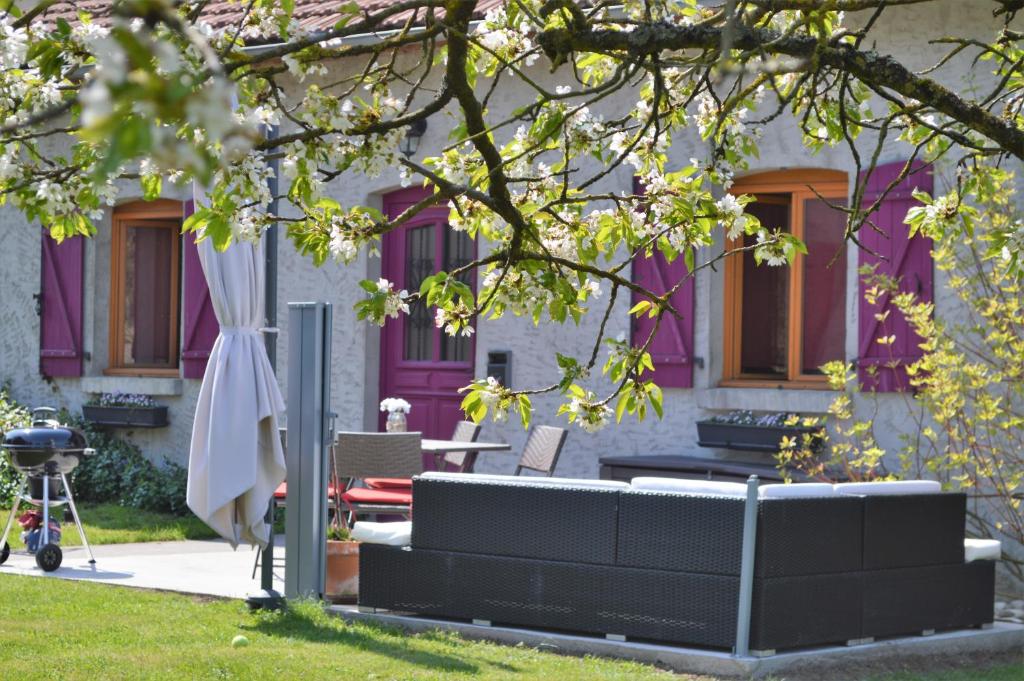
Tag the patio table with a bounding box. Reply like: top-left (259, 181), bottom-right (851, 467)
top-left (421, 439), bottom-right (511, 471)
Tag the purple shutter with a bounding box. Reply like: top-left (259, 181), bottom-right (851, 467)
top-left (181, 200), bottom-right (218, 379)
top-left (39, 230), bottom-right (85, 377)
top-left (631, 178), bottom-right (695, 388)
top-left (857, 160), bottom-right (934, 392)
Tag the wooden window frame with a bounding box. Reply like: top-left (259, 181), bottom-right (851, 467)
top-left (722, 170), bottom-right (848, 389)
top-left (107, 200), bottom-right (182, 377)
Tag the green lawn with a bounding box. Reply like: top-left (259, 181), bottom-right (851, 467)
top-left (0, 575), bottom-right (672, 680)
top-left (2, 503), bottom-right (218, 549)
top-left (0, 575), bottom-right (1019, 681)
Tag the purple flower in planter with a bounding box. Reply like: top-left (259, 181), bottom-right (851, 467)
top-left (87, 392), bottom-right (158, 409)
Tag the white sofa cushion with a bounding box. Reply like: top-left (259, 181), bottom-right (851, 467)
top-left (834, 480), bottom-right (942, 496)
top-left (757, 483), bottom-right (837, 499)
top-left (630, 477), bottom-right (748, 497)
top-left (964, 538), bottom-right (1001, 562)
top-left (629, 478), bottom-right (836, 499)
top-left (351, 521), bottom-right (412, 546)
top-left (418, 471), bottom-right (628, 491)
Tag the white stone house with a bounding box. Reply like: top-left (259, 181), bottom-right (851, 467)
top-left (0, 0), bottom-right (1004, 482)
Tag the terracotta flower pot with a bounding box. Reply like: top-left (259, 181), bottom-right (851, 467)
top-left (325, 540), bottom-right (360, 603)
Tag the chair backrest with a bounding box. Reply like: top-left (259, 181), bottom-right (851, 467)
top-left (333, 432), bottom-right (423, 480)
top-left (443, 420), bottom-right (483, 470)
top-left (515, 425), bottom-right (568, 477)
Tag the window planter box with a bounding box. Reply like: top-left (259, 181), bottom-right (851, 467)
top-left (81, 405), bottom-right (168, 428)
top-left (696, 420), bottom-right (821, 453)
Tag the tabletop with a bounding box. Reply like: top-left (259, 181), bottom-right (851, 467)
top-left (421, 439), bottom-right (512, 454)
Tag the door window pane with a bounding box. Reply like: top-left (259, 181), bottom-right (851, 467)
top-left (404, 224), bottom-right (436, 361)
top-left (123, 225), bottom-right (174, 366)
top-left (801, 198), bottom-right (847, 374)
top-left (440, 227), bottom-right (474, 362)
top-left (740, 197), bottom-right (790, 377)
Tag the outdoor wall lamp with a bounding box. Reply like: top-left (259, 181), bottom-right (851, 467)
top-left (400, 118), bottom-right (428, 157)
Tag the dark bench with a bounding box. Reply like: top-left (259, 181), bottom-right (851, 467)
top-left (599, 454), bottom-right (815, 484)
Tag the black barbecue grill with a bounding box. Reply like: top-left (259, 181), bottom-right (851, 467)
top-left (1, 407), bottom-right (96, 571)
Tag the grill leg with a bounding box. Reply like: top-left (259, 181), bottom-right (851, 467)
top-left (41, 475), bottom-right (50, 547)
top-left (60, 474), bottom-right (95, 564)
top-left (0, 478), bottom-right (26, 549)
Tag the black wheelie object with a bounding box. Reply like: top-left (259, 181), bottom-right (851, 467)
top-left (0, 408), bottom-right (97, 571)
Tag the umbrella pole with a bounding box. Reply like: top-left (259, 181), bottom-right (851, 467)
top-left (247, 126), bottom-right (284, 611)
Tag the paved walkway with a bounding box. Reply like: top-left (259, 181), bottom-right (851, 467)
top-left (0, 536), bottom-right (284, 598)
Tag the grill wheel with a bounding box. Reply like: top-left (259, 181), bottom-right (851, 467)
top-left (0, 542), bottom-right (8, 565)
top-left (35, 543), bottom-right (62, 572)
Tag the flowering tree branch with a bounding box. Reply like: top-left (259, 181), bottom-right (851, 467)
top-left (1, 0), bottom-right (1022, 432)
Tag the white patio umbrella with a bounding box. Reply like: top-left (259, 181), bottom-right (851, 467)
top-left (186, 227), bottom-right (285, 549)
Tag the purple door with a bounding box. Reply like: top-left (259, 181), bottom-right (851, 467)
top-left (380, 188), bottom-right (475, 463)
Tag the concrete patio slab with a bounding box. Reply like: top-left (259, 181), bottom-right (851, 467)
top-left (329, 605), bottom-right (1024, 679)
top-left (0, 536), bottom-right (284, 599)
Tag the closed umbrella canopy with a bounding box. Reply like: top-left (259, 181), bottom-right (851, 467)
top-left (187, 231), bottom-right (285, 549)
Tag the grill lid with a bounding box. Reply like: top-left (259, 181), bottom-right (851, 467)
top-left (1, 407), bottom-right (87, 452)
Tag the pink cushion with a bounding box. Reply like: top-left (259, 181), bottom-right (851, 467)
top-left (365, 477), bottom-right (413, 490)
top-left (342, 487), bottom-right (412, 506)
top-left (274, 482), bottom-right (342, 499)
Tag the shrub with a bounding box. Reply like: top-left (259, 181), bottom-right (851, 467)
top-left (0, 387), bottom-right (30, 507)
top-left (68, 420), bottom-right (190, 516)
top-left (0, 388), bottom-right (189, 515)
top-left (779, 167), bottom-right (1024, 585)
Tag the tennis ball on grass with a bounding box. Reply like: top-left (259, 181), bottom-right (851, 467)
top-left (231, 635), bottom-right (250, 648)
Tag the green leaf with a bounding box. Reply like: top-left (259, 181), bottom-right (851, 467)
top-left (648, 384), bottom-right (664, 419)
top-left (629, 300), bottom-right (652, 316)
top-left (615, 394), bottom-right (629, 423)
top-left (517, 394), bottom-right (532, 430)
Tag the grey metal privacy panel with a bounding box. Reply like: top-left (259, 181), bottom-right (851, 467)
top-left (284, 302), bottom-right (332, 599)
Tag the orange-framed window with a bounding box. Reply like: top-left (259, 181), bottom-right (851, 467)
top-left (722, 170), bottom-right (848, 388)
top-left (107, 200), bottom-right (182, 376)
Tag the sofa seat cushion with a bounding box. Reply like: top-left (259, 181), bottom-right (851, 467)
top-left (351, 521), bottom-right (412, 546)
top-left (834, 480), bottom-right (941, 496)
top-left (365, 477), bottom-right (413, 489)
top-left (418, 471), bottom-right (628, 490)
top-left (964, 538), bottom-right (1001, 562)
top-left (758, 483), bottom-right (837, 499)
top-left (631, 478), bottom-right (839, 499)
top-left (630, 477), bottom-right (748, 496)
top-left (342, 487), bottom-right (412, 506)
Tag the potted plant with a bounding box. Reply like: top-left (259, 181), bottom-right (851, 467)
top-left (82, 392), bottom-right (168, 428)
top-left (696, 410), bottom-right (824, 453)
top-left (379, 397), bottom-right (412, 432)
top-left (325, 524), bottom-right (360, 603)
top-left (325, 451), bottom-right (359, 603)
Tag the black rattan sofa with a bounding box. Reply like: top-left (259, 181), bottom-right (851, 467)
top-left (358, 474), bottom-right (996, 654)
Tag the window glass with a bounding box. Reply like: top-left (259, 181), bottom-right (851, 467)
top-left (801, 198), bottom-right (848, 373)
top-left (122, 225), bottom-right (174, 366)
top-left (404, 224), bottom-right (436, 361)
top-left (740, 197), bottom-right (790, 377)
top-left (440, 228), bottom-right (474, 362)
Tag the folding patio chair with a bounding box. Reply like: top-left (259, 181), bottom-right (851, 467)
top-left (334, 431), bottom-right (422, 526)
top-left (514, 425), bottom-right (568, 477)
top-left (365, 420), bottom-right (481, 490)
top-left (441, 420), bottom-right (484, 472)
